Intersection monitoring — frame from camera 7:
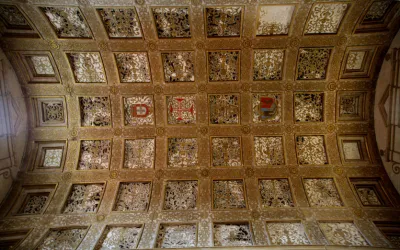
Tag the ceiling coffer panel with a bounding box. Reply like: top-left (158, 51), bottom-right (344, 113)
top-left (0, 0), bottom-right (400, 249)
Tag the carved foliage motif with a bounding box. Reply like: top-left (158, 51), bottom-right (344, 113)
top-left (163, 181), bottom-right (198, 210)
top-left (30, 56), bottom-right (55, 75)
top-left (294, 93), bottom-right (324, 122)
top-left (303, 178), bottom-right (343, 207)
top-left (152, 7), bottom-right (191, 38)
top-left (253, 49), bottom-right (284, 80)
top-left (356, 187), bottom-right (381, 205)
top-left (67, 53), bottom-right (106, 83)
top-left (209, 94), bottom-right (239, 124)
top-left (124, 139), bottom-right (155, 169)
top-left (338, 92), bottom-right (365, 120)
top-left (78, 140), bottom-right (111, 170)
top-left (363, 0), bottom-right (392, 23)
top-left (346, 51), bottom-right (366, 70)
top-left (97, 226), bottom-right (143, 249)
top-left (0, 5), bottom-right (30, 29)
top-left (43, 149), bottom-right (63, 167)
top-left (36, 228), bottom-right (88, 250)
top-left (79, 97), bottom-right (111, 126)
top-left (19, 193), bottom-right (49, 214)
top-left (114, 182), bottom-right (151, 211)
top-left (259, 179), bottom-right (294, 208)
top-left (214, 223), bottom-right (253, 246)
top-left (206, 7), bottom-right (242, 37)
top-left (213, 180), bottom-right (246, 209)
top-left (254, 137), bottom-right (284, 166)
top-left (305, 3), bottom-right (349, 34)
top-left (167, 96), bottom-right (196, 125)
top-left (167, 138), bottom-right (198, 168)
top-left (162, 52), bottom-right (194, 82)
top-left (115, 53), bottom-right (151, 83)
top-left (296, 135), bottom-right (328, 165)
top-left (319, 222), bottom-right (369, 246)
top-left (297, 48), bottom-right (331, 80)
top-left (40, 7), bottom-right (91, 38)
top-left (41, 101), bottom-right (65, 123)
top-left (266, 222), bottom-right (310, 245)
top-left (208, 51), bottom-right (240, 81)
top-left (256, 5), bottom-right (295, 35)
top-left (64, 184), bottom-right (104, 213)
top-left (156, 224), bottom-right (197, 248)
top-left (97, 8), bottom-right (142, 38)
top-left (124, 96), bottom-right (154, 126)
top-left (211, 137), bottom-right (242, 167)
top-left (252, 93), bottom-right (281, 123)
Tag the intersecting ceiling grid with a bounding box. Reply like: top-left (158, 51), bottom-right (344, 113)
top-left (0, 0), bottom-right (400, 249)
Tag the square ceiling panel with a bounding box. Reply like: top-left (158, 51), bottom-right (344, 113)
top-left (205, 7), bottom-right (242, 37)
top-left (115, 52), bottom-right (151, 83)
top-left (297, 48), bottom-right (332, 80)
top-left (162, 51), bottom-right (195, 82)
top-left (0, 4), bottom-right (39, 38)
top-left (123, 96), bottom-right (155, 126)
top-left (152, 7), bottom-right (191, 38)
top-left (253, 49), bottom-right (284, 81)
top-left (208, 50), bottom-right (240, 81)
top-left (304, 3), bottom-right (349, 34)
top-left (39, 6), bottom-right (92, 38)
top-left (67, 52), bottom-right (106, 83)
top-left (256, 5), bottom-right (295, 36)
top-left (97, 8), bottom-right (142, 38)
top-left (79, 96), bottom-right (111, 127)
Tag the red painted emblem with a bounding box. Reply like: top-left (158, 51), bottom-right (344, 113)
top-left (169, 98), bottom-right (194, 121)
top-left (131, 104), bottom-right (149, 117)
top-left (260, 97), bottom-right (277, 120)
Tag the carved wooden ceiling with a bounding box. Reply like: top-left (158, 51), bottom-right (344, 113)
top-left (0, 0), bottom-right (400, 249)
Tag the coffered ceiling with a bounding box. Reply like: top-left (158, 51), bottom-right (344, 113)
top-left (0, 0), bottom-right (400, 249)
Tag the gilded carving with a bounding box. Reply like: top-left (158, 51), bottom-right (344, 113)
top-left (294, 93), bottom-right (324, 122)
top-left (78, 140), bottom-right (111, 170)
top-left (156, 224), bottom-right (197, 248)
top-left (211, 137), bottom-right (242, 167)
top-left (266, 222), bottom-right (310, 245)
top-left (254, 137), bottom-right (284, 166)
top-left (67, 53), bottom-right (106, 83)
top-left (163, 181), bottom-right (198, 210)
top-left (213, 180), bottom-right (246, 209)
top-left (319, 222), bottom-right (369, 246)
top-left (63, 184), bottom-right (105, 213)
top-left (124, 96), bottom-right (154, 126)
top-left (214, 223), bottom-right (253, 246)
top-left (297, 48), bottom-right (332, 80)
top-left (162, 52), bottom-right (194, 82)
top-left (152, 7), bottom-right (191, 38)
top-left (114, 182), bottom-right (151, 211)
top-left (259, 179), bottom-right (294, 207)
top-left (209, 94), bottom-right (240, 124)
top-left (208, 51), bottom-right (240, 81)
top-left (256, 5), bottom-right (295, 36)
top-left (115, 53), bottom-right (151, 83)
top-left (39, 7), bottom-right (91, 38)
top-left (303, 178), bottom-right (343, 207)
top-left (79, 97), bottom-right (111, 127)
top-left (205, 7), bottom-right (242, 37)
top-left (253, 49), bottom-right (284, 81)
top-left (167, 138), bottom-right (198, 168)
top-left (296, 135), bottom-right (328, 165)
top-left (97, 8), bottom-right (142, 38)
top-left (304, 3), bottom-right (349, 34)
top-left (166, 95), bottom-right (196, 125)
top-left (124, 139), bottom-right (155, 169)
